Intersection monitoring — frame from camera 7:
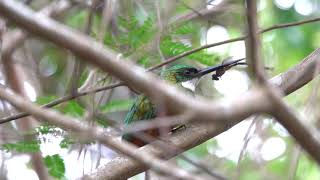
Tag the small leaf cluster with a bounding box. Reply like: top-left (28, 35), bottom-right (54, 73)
top-left (44, 154), bottom-right (66, 179)
top-left (1, 140), bottom-right (40, 153)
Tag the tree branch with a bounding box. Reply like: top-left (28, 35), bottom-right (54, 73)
top-left (1, 6), bottom-right (320, 125)
top-left (245, 0), bottom-right (320, 167)
top-left (0, 85), bottom-right (213, 180)
top-left (0, 0), bottom-right (271, 124)
top-left (149, 16), bottom-right (320, 70)
top-left (84, 48), bottom-right (320, 179)
top-left (1, 1), bottom-right (320, 179)
top-left (0, 1), bottom-right (72, 179)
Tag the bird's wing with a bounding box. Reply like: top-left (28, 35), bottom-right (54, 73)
top-left (122, 95), bottom-right (157, 146)
top-left (124, 95), bottom-right (156, 125)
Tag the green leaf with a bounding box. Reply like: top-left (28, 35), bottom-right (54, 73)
top-left (79, 69), bottom-right (89, 88)
top-left (60, 100), bottom-right (84, 118)
top-left (100, 99), bottom-right (134, 113)
top-left (59, 138), bottom-right (74, 149)
top-left (160, 37), bottom-right (218, 65)
top-left (36, 95), bottom-right (58, 105)
top-left (173, 22), bottom-right (198, 35)
top-left (44, 154), bottom-right (65, 179)
top-left (65, 10), bottom-right (87, 29)
top-left (2, 140), bottom-right (40, 153)
top-left (117, 16), bottom-right (155, 54)
top-left (296, 155), bottom-right (320, 180)
top-left (266, 157), bottom-right (289, 178)
top-left (137, 56), bottom-right (150, 67)
top-left (36, 124), bottom-right (57, 135)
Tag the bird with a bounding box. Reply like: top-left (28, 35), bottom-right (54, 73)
top-left (122, 58), bottom-right (245, 147)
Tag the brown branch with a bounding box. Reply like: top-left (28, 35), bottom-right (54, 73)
top-left (84, 48), bottom-right (320, 179)
top-left (0, 1), bottom-right (72, 179)
top-left (171, 0), bottom-right (230, 24)
top-left (0, 86), bottom-right (212, 180)
top-left (245, 0), bottom-right (320, 167)
top-left (261, 17), bottom-right (320, 33)
top-left (1, 1), bottom-right (320, 179)
top-left (1, 0), bottom-right (71, 57)
top-left (0, 82), bottom-right (124, 124)
top-left (0, 1), bottom-right (270, 126)
top-left (1, 12), bottom-right (320, 125)
top-left (245, 0), bottom-right (266, 82)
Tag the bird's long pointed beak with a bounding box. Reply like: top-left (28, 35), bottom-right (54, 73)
top-left (195, 58), bottom-right (246, 77)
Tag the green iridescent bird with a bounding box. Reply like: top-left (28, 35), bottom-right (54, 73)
top-left (122, 59), bottom-right (245, 147)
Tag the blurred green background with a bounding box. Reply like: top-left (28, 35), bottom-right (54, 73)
top-left (1, 0), bottom-right (320, 179)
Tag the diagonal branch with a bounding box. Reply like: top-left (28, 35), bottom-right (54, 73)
top-left (149, 16), bottom-right (320, 70)
top-left (2, 11), bottom-right (320, 125)
top-left (0, 82), bottom-right (124, 124)
top-left (0, 1), bottom-right (72, 179)
top-left (0, 0), bottom-right (271, 124)
top-left (84, 48), bottom-right (320, 179)
top-left (245, 0), bottom-right (320, 167)
top-left (0, 85), bottom-right (212, 180)
top-left (1, 1), bottom-right (320, 179)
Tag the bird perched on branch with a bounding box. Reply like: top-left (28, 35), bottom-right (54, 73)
top-left (122, 58), bottom-right (246, 147)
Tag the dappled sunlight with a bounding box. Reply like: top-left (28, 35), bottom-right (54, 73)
top-left (23, 81), bottom-right (37, 102)
top-left (261, 137), bottom-right (286, 161)
top-left (205, 25), bottom-right (230, 54)
top-left (0, 0), bottom-right (319, 179)
top-left (6, 155), bottom-right (39, 180)
top-left (294, 0), bottom-right (313, 16)
top-left (214, 70), bottom-right (249, 99)
top-left (274, 0), bottom-right (295, 10)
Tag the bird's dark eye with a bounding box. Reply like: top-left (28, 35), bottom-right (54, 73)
top-left (184, 68), bottom-right (198, 76)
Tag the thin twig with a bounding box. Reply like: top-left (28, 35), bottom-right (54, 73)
top-left (149, 16), bottom-right (320, 71)
top-left (236, 118), bottom-right (258, 179)
top-left (0, 82), bottom-right (124, 124)
top-left (0, 86), bottom-right (208, 180)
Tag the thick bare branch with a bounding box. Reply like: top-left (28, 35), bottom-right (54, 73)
top-left (245, 0), bottom-right (320, 167)
top-left (0, 8), bottom-right (319, 125)
top-left (1, 1), bottom-right (320, 179)
top-left (0, 0), bottom-right (270, 123)
top-left (0, 1), bottom-right (72, 179)
top-left (0, 85), bottom-right (211, 180)
top-left (85, 48), bottom-right (320, 179)
top-left (1, 0), bottom-right (71, 57)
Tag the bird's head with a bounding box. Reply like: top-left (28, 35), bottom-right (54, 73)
top-left (160, 58), bottom-right (246, 84)
top-left (161, 64), bottom-right (200, 83)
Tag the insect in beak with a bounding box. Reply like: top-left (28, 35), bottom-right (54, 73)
top-left (195, 58), bottom-right (246, 80)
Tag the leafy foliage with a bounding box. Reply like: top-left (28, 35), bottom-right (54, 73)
top-left (172, 22), bottom-right (199, 35)
top-left (44, 154), bottom-right (66, 179)
top-left (36, 124), bottom-right (58, 135)
top-left (296, 155), bottom-right (320, 180)
top-left (160, 37), bottom-right (218, 65)
top-left (100, 99), bottom-right (134, 113)
top-left (59, 137), bottom-right (75, 149)
top-left (2, 1), bottom-right (319, 179)
top-left (2, 141), bottom-right (40, 153)
top-left (65, 10), bottom-right (88, 29)
top-left (102, 15), bottom-right (155, 56)
top-left (36, 95), bottom-right (85, 118)
top-left (36, 95), bottom-right (58, 106)
top-left (120, 16), bottom-right (154, 50)
top-left (60, 100), bottom-right (85, 118)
